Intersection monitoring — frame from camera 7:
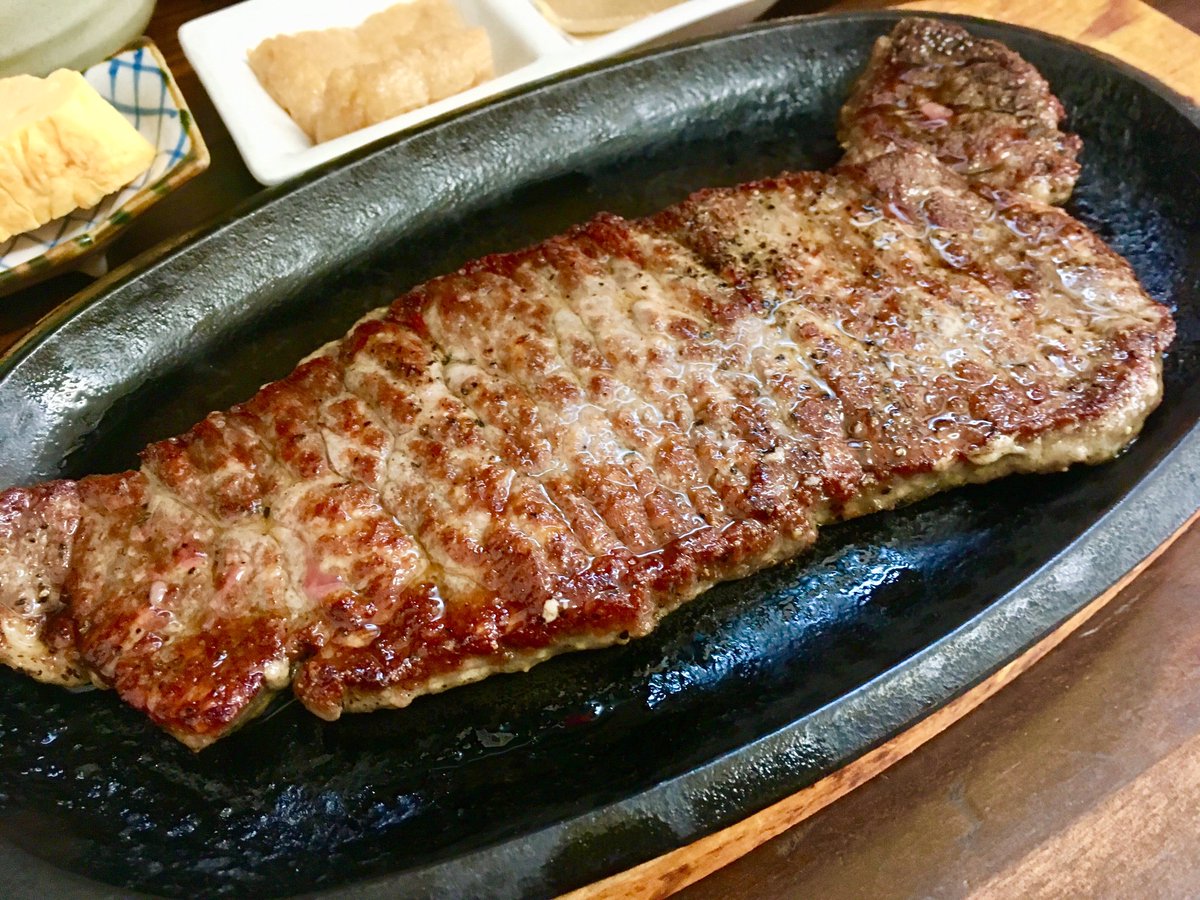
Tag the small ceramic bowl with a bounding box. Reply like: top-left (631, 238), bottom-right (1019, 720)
top-left (0, 37), bottom-right (210, 291)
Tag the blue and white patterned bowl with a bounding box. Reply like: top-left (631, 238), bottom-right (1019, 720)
top-left (0, 37), bottom-right (209, 289)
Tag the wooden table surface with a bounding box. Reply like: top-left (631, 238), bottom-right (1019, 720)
top-left (2, 1), bottom-right (1198, 897)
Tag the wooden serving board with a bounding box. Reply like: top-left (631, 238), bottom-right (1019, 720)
top-left (568, 2), bottom-right (1200, 897)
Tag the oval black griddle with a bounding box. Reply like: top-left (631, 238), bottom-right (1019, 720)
top-left (0, 12), bottom-right (1198, 899)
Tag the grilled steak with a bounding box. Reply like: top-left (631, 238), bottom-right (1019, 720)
top-left (839, 16), bottom-right (1083, 204)
top-left (0, 19), bottom-right (1174, 749)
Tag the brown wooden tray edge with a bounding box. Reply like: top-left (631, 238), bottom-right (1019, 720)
top-left (567, 507), bottom-right (1200, 899)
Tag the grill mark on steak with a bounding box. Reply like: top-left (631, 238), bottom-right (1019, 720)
top-left (423, 265), bottom-right (684, 552)
top-left (431, 277), bottom-right (711, 547)
top-left (687, 167), bottom-right (1008, 476)
top-left (444, 231), bottom-right (739, 531)
top-left (61, 470), bottom-right (295, 739)
top-left (569, 222), bottom-right (793, 522)
top-left (0, 19), bottom-right (1176, 748)
top-left (537, 224), bottom-right (783, 523)
top-left (560, 224), bottom-right (809, 531)
top-left (133, 361), bottom-right (433, 738)
top-left (615, 214), bottom-right (866, 514)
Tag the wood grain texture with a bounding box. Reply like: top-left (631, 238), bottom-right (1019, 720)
top-left (566, 510), bottom-right (1200, 900)
top-left (972, 734), bottom-right (1200, 898)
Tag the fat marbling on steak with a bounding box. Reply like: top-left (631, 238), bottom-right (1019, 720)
top-left (0, 19), bottom-right (1174, 748)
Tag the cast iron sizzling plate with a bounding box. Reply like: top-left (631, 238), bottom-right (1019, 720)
top-left (0, 12), bottom-right (1198, 898)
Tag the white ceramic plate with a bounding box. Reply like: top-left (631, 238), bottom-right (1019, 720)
top-left (179, 0), bottom-right (774, 186)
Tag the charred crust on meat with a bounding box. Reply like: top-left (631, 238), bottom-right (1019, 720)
top-left (838, 18), bottom-right (1082, 204)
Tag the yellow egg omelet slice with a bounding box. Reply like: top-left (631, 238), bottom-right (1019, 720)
top-left (0, 68), bottom-right (156, 242)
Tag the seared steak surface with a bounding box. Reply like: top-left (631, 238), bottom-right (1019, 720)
top-left (0, 20), bottom-right (1174, 748)
top-left (839, 16), bottom-right (1083, 203)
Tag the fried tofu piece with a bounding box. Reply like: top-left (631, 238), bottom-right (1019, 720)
top-left (314, 27), bottom-right (492, 142)
top-left (247, 0), bottom-right (494, 143)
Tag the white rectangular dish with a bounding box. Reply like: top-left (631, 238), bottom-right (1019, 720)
top-left (179, 0), bottom-right (775, 185)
